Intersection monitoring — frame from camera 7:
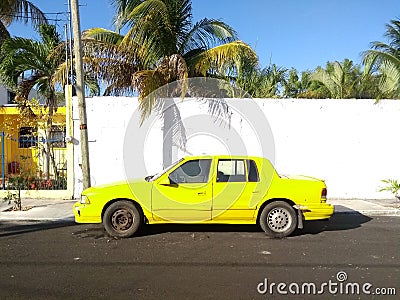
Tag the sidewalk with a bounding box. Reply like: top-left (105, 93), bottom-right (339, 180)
top-left (0, 198), bottom-right (75, 222)
top-left (333, 198), bottom-right (400, 216)
top-left (0, 198), bottom-right (399, 222)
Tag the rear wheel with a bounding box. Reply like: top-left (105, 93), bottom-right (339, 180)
top-left (103, 201), bottom-right (142, 238)
top-left (259, 201), bottom-right (297, 238)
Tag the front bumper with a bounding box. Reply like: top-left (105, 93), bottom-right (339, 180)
top-left (73, 202), bottom-right (102, 223)
top-left (300, 203), bottom-right (334, 220)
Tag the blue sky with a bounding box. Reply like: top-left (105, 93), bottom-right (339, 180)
top-left (8, 0), bottom-right (400, 72)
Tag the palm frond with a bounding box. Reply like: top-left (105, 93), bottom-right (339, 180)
top-left (52, 60), bottom-right (67, 87)
top-left (132, 54), bottom-right (188, 123)
top-left (121, 0), bottom-right (173, 60)
top-left (0, 36), bottom-right (52, 85)
top-left (379, 61), bottom-right (400, 97)
top-left (111, 0), bottom-right (144, 31)
top-left (361, 18), bottom-right (400, 99)
top-left (15, 0), bottom-right (47, 27)
top-left (0, 0), bottom-right (47, 28)
top-left (187, 40), bottom-right (257, 77)
top-left (312, 61), bottom-right (360, 98)
top-left (363, 49), bottom-right (400, 72)
top-left (180, 18), bottom-right (237, 54)
top-left (0, 20), bottom-right (10, 45)
top-left (84, 73), bottom-right (101, 96)
top-left (83, 28), bottom-right (125, 45)
top-left (384, 19), bottom-right (400, 48)
top-left (133, 69), bottom-right (165, 123)
top-left (313, 71), bottom-right (339, 98)
top-left (157, 53), bottom-right (188, 83)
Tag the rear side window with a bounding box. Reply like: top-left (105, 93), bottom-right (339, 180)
top-left (246, 159), bottom-right (260, 182)
top-left (217, 159), bottom-right (246, 182)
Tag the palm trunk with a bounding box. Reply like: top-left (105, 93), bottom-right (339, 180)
top-left (44, 106), bottom-right (53, 180)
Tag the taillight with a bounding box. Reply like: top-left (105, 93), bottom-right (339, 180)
top-left (321, 188), bottom-right (327, 202)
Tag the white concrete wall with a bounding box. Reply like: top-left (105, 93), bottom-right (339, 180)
top-left (72, 97), bottom-right (400, 199)
top-left (257, 99), bottom-right (400, 199)
top-left (0, 84), bottom-right (9, 105)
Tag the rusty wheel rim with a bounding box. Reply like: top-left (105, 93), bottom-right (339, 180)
top-left (111, 208), bottom-right (134, 232)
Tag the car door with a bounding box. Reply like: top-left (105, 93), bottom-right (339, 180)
top-left (152, 158), bottom-right (213, 222)
top-left (212, 159), bottom-right (263, 221)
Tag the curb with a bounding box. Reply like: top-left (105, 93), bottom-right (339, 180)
top-left (0, 216), bottom-right (75, 222)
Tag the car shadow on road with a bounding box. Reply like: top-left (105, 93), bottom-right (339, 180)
top-left (0, 220), bottom-right (78, 238)
top-left (139, 223), bottom-right (259, 237)
top-left (40, 207), bottom-right (373, 240)
top-left (138, 208), bottom-right (373, 238)
top-left (292, 207), bottom-right (373, 237)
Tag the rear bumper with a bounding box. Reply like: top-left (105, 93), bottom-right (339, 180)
top-left (73, 202), bottom-right (102, 223)
top-left (300, 203), bottom-right (334, 220)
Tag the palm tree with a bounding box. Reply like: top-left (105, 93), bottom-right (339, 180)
top-left (312, 59), bottom-right (362, 99)
top-left (363, 18), bottom-right (400, 98)
top-left (84, 0), bottom-right (257, 118)
top-left (84, 0), bottom-right (257, 166)
top-left (0, 0), bottom-right (47, 45)
top-left (0, 24), bottom-right (65, 179)
top-left (236, 63), bottom-right (287, 98)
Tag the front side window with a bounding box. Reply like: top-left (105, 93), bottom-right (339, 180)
top-left (169, 159), bottom-right (211, 183)
top-left (217, 159), bottom-right (246, 182)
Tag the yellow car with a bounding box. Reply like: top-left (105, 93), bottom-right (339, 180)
top-left (73, 156), bottom-right (333, 238)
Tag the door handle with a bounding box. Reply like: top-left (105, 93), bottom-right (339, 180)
top-left (252, 190), bottom-right (260, 194)
top-left (198, 192), bottom-right (206, 196)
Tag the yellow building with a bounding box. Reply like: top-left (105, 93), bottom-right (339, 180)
top-left (0, 105), bottom-right (68, 192)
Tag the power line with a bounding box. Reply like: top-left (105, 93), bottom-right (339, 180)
top-left (0, 13), bottom-right (64, 22)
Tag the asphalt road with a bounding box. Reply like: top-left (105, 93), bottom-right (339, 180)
top-left (0, 214), bottom-right (399, 299)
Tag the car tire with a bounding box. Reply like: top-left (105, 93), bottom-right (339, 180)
top-left (259, 201), bottom-right (297, 238)
top-left (103, 200), bottom-right (142, 238)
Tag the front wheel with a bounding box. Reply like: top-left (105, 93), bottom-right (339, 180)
top-left (103, 200), bottom-right (142, 238)
top-left (259, 201), bottom-right (297, 238)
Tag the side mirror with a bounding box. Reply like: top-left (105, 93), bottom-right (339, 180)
top-left (158, 177), bottom-right (171, 185)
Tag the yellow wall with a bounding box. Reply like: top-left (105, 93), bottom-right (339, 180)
top-left (0, 106), bottom-right (66, 179)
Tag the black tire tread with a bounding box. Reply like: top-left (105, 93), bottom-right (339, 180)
top-left (259, 201), bottom-right (297, 238)
top-left (103, 200), bottom-right (142, 238)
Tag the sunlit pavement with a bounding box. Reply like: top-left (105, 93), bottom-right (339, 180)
top-left (0, 214), bottom-right (399, 299)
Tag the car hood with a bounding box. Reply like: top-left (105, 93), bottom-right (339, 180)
top-left (82, 178), bottom-right (148, 193)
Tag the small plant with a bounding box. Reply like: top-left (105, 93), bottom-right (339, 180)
top-left (3, 190), bottom-right (22, 211)
top-left (379, 179), bottom-right (400, 201)
top-left (7, 174), bottom-right (30, 190)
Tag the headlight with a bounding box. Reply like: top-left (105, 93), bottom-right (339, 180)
top-left (80, 195), bottom-right (90, 204)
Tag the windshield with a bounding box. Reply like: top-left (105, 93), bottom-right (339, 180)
top-left (145, 158), bottom-right (184, 182)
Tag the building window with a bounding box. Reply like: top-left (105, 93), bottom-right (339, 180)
top-left (49, 125), bottom-right (66, 148)
top-left (7, 91), bottom-right (16, 104)
top-left (18, 127), bottom-right (38, 148)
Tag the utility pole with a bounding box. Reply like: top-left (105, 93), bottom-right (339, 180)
top-left (70, 0), bottom-right (91, 189)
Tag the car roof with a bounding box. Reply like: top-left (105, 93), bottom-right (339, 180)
top-left (183, 155), bottom-right (265, 160)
